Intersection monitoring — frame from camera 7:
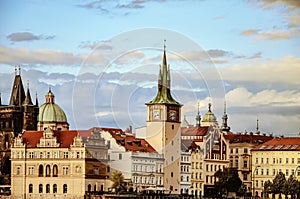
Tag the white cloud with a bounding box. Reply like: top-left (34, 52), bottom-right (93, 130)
top-left (220, 56), bottom-right (300, 85)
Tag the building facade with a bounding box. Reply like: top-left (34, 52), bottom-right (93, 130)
top-left (251, 137), bottom-right (300, 198)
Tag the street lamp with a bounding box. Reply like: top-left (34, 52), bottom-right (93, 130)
top-left (252, 165), bottom-right (260, 198)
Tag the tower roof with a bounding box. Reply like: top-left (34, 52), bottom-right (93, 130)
top-left (9, 67), bottom-right (25, 106)
top-left (202, 103), bottom-right (217, 122)
top-left (38, 89), bottom-right (67, 123)
top-left (23, 81), bottom-right (33, 105)
top-left (146, 41), bottom-right (181, 106)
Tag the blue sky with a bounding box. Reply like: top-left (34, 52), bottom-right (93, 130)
top-left (0, 0), bottom-right (299, 136)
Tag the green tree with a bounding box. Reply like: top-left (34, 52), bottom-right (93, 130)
top-left (214, 168), bottom-right (242, 197)
top-left (110, 171), bottom-right (126, 193)
top-left (271, 172), bottom-right (286, 199)
top-left (264, 180), bottom-right (273, 198)
top-left (283, 175), bottom-right (299, 199)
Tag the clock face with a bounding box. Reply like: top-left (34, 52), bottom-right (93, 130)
top-left (169, 111), bottom-right (176, 121)
top-left (153, 110), bottom-right (160, 120)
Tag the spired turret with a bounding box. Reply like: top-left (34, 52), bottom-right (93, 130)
top-left (221, 100), bottom-right (230, 132)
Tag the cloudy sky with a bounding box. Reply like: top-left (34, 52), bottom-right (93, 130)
top-left (0, 0), bottom-right (299, 136)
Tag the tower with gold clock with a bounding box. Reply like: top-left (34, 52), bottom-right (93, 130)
top-left (145, 42), bottom-right (182, 194)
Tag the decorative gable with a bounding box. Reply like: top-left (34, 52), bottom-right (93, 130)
top-left (37, 127), bottom-right (60, 147)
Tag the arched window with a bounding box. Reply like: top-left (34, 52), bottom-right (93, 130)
top-left (94, 184), bottom-right (97, 192)
top-left (46, 184), bottom-right (50, 193)
top-left (46, 165), bottom-right (51, 177)
top-left (38, 165), bottom-right (43, 177)
top-left (63, 184), bottom-right (67, 193)
top-left (39, 184), bottom-right (43, 193)
top-left (53, 184), bottom-right (57, 193)
top-left (53, 165), bottom-right (58, 177)
top-left (87, 184), bottom-right (91, 192)
top-left (29, 184), bottom-right (33, 193)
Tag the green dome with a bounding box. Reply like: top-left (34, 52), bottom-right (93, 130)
top-left (38, 89), bottom-right (67, 123)
top-left (202, 103), bottom-right (217, 122)
top-left (38, 103), bottom-right (67, 123)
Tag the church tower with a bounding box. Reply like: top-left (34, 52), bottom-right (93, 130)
top-left (145, 41), bottom-right (182, 194)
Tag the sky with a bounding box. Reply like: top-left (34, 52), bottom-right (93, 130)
top-left (0, 0), bottom-right (299, 136)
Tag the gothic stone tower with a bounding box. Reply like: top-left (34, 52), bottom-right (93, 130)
top-left (145, 43), bottom-right (182, 194)
top-left (0, 67), bottom-right (38, 181)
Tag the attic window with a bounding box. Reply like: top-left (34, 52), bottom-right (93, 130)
top-left (259, 145), bottom-right (266, 150)
top-left (291, 145), bottom-right (299, 150)
top-left (127, 141), bottom-right (132, 145)
top-left (275, 145), bottom-right (283, 150)
top-left (284, 145), bottom-right (291, 149)
top-left (266, 145), bottom-right (274, 150)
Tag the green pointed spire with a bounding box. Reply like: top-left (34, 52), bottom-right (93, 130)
top-left (146, 40), bottom-right (181, 106)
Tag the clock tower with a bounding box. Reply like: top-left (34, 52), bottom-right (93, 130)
top-left (145, 42), bottom-right (182, 194)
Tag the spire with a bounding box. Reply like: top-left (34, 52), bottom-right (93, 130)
top-left (0, 92), bottom-right (2, 106)
top-left (23, 80), bottom-right (33, 105)
top-left (35, 92), bottom-right (39, 106)
top-left (221, 100), bottom-right (230, 132)
top-left (195, 101), bottom-right (201, 127)
top-left (146, 40), bottom-right (181, 106)
top-left (9, 66), bottom-right (26, 106)
top-left (255, 116), bottom-right (260, 135)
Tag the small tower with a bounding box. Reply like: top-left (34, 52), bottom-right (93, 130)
top-left (255, 116), bottom-right (260, 135)
top-left (202, 103), bottom-right (217, 126)
top-left (221, 100), bottom-right (230, 132)
top-left (145, 41), bottom-right (182, 194)
top-left (195, 101), bottom-right (201, 127)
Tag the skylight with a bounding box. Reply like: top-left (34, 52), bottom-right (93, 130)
top-left (284, 145), bottom-right (291, 149)
top-left (259, 145), bottom-right (266, 150)
top-left (291, 145), bottom-right (299, 150)
top-left (266, 145), bottom-right (274, 149)
top-left (275, 145), bottom-right (283, 150)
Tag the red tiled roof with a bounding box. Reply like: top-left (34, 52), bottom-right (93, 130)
top-left (224, 133), bottom-right (273, 144)
top-left (181, 126), bottom-right (209, 136)
top-left (22, 130), bottom-right (80, 148)
top-left (108, 131), bottom-right (156, 153)
top-left (252, 137), bottom-right (300, 151)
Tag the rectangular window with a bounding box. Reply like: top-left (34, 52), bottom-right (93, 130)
top-left (286, 158), bottom-right (289, 164)
top-left (235, 159), bottom-right (238, 168)
top-left (266, 169), bottom-right (269, 175)
top-left (273, 169), bottom-right (276, 176)
top-left (273, 158), bottom-right (276, 164)
top-left (235, 148), bottom-right (238, 153)
top-left (63, 166), bottom-right (69, 175)
top-left (16, 167), bottom-right (21, 175)
top-left (28, 166), bottom-right (34, 175)
top-left (63, 152), bottom-right (68, 159)
top-left (29, 152), bottom-right (34, 158)
top-left (261, 169), bottom-right (264, 175)
top-left (286, 169), bottom-right (289, 176)
top-left (292, 158), bottom-right (294, 163)
top-left (279, 158), bottom-right (282, 163)
top-left (298, 158), bottom-right (300, 164)
top-left (256, 158), bottom-right (258, 164)
top-left (243, 160), bottom-right (248, 168)
top-left (119, 153), bottom-right (122, 160)
top-left (243, 173), bottom-right (247, 180)
top-left (230, 160), bottom-right (233, 167)
top-left (266, 158), bottom-right (269, 164)
top-left (261, 158), bottom-right (264, 164)
top-left (244, 148), bottom-right (248, 153)
top-left (230, 148), bottom-right (233, 154)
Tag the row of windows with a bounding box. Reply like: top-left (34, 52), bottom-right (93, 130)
top-left (255, 168), bottom-right (300, 176)
top-left (132, 165), bottom-right (156, 173)
top-left (132, 176), bottom-right (157, 184)
top-left (14, 151), bottom-right (84, 159)
top-left (191, 162), bottom-right (202, 169)
top-left (230, 148), bottom-right (248, 154)
top-left (255, 157), bottom-right (300, 164)
top-left (181, 175), bottom-right (190, 182)
top-left (205, 164), bottom-right (224, 172)
top-left (16, 165), bottom-right (69, 177)
top-left (29, 184), bottom-right (67, 194)
top-left (229, 159), bottom-right (248, 168)
top-left (181, 165), bottom-right (189, 173)
top-left (181, 156), bottom-right (190, 162)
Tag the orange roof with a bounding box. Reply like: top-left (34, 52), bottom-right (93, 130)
top-left (181, 126), bottom-right (209, 136)
top-left (22, 130), bottom-right (80, 148)
top-left (224, 133), bottom-right (273, 144)
top-left (252, 137), bottom-right (300, 151)
top-left (108, 131), bottom-right (156, 153)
